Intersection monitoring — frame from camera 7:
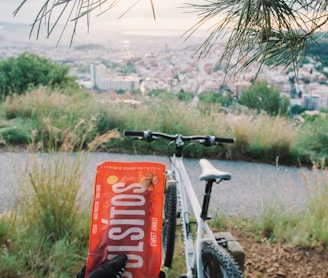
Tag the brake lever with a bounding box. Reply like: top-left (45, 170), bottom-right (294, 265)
top-left (198, 137), bottom-right (215, 147)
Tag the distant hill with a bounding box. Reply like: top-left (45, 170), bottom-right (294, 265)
top-left (0, 21), bottom-right (31, 44)
top-left (0, 21), bottom-right (78, 47)
top-left (0, 20), bottom-right (209, 52)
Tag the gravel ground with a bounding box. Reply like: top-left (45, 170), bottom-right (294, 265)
top-left (0, 152), bottom-right (313, 217)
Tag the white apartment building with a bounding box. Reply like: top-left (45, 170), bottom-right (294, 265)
top-left (90, 63), bottom-right (140, 91)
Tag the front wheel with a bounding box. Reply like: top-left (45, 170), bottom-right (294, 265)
top-left (162, 182), bottom-right (177, 268)
top-left (195, 244), bottom-right (243, 278)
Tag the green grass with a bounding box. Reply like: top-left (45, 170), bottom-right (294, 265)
top-left (0, 86), bottom-right (318, 165)
top-left (0, 118), bottom-right (32, 145)
top-left (0, 152), bottom-right (90, 277)
top-left (244, 163), bottom-right (328, 249)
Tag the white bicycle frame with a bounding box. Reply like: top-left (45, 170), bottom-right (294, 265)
top-left (168, 155), bottom-right (219, 278)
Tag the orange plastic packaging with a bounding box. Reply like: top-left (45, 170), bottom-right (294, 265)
top-left (85, 161), bottom-right (166, 278)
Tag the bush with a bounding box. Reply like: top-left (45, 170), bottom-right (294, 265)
top-left (3, 88), bottom-right (98, 151)
top-left (239, 81), bottom-right (290, 116)
top-left (0, 52), bottom-right (78, 100)
top-left (295, 115), bottom-right (328, 164)
top-left (0, 118), bottom-right (31, 144)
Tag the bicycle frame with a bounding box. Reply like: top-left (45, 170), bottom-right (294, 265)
top-left (168, 155), bottom-right (219, 278)
top-left (124, 130), bottom-right (237, 277)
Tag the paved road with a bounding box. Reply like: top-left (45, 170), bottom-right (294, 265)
top-left (0, 152), bottom-right (313, 217)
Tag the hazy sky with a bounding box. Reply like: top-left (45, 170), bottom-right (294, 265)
top-left (0, 0), bottom-right (216, 45)
top-left (0, 0), bottom-right (204, 32)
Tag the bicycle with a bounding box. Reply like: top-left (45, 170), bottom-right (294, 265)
top-left (124, 130), bottom-right (243, 278)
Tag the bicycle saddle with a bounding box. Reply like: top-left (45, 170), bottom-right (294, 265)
top-left (199, 159), bottom-right (231, 181)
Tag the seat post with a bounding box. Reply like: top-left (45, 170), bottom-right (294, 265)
top-left (200, 179), bottom-right (215, 220)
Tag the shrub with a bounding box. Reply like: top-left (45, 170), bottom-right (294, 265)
top-left (3, 88), bottom-right (98, 150)
top-left (295, 114), bottom-right (328, 164)
top-left (0, 52), bottom-right (78, 100)
top-left (0, 118), bottom-right (31, 144)
top-left (15, 152), bottom-right (87, 242)
top-left (239, 81), bottom-right (290, 116)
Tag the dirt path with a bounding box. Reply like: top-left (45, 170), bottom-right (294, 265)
top-left (231, 227), bottom-right (328, 278)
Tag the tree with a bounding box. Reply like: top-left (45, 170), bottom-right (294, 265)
top-left (14, 1), bottom-right (328, 76)
top-left (0, 52), bottom-right (77, 100)
top-left (239, 81), bottom-right (290, 116)
top-left (198, 90), bottom-right (233, 107)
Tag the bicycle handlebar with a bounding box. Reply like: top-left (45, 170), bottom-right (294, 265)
top-left (124, 130), bottom-right (235, 145)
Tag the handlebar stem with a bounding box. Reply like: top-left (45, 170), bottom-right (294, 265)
top-left (176, 135), bottom-right (184, 157)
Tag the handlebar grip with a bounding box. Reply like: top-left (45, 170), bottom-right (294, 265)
top-left (124, 130), bottom-right (144, 137)
top-left (216, 137), bottom-right (235, 143)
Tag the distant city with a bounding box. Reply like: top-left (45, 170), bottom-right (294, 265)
top-left (1, 21), bottom-right (328, 111)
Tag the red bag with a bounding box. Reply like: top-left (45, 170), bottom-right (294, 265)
top-left (85, 161), bottom-right (166, 278)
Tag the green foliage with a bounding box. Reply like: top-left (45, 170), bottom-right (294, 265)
top-left (119, 61), bottom-right (136, 75)
top-left (0, 118), bottom-right (32, 144)
top-left (230, 114), bottom-right (299, 164)
top-left (211, 213), bottom-right (228, 230)
top-left (198, 90), bottom-right (233, 106)
top-left (2, 84), bottom-right (328, 165)
top-left (294, 115), bottom-right (328, 164)
top-left (239, 81), bottom-right (290, 116)
top-left (16, 153), bottom-right (87, 242)
top-left (255, 198), bottom-right (287, 241)
top-left (0, 214), bottom-right (11, 245)
top-left (320, 107), bottom-right (328, 114)
top-left (0, 153), bottom-right (90, 276)
top-left (0, 52), bottom-right (78, 100)
top-left (147, 89), bottom-right (194, 103)
top-left (252, 165), bottom-right (328, 248)
top-left (0, 250), bottom-right (24, 277)
top-left (290, 104), bottom-right (306, 115)
top-left (116, 89), bottom-right (126, 95)
top-left (198, 90), bottom-right (234, 115)
top-left (3, 88), bottom-right (98, 151)
top-left (175, 90), bottom-right (193, 102)
top-left (147, 88), bottom-right (170, 97)
top-left (306, 37), bottom-right (328, 67)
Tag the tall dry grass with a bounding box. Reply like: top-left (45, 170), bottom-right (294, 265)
top-left (0, 86), bottom-right (316, 165)
top-left (252, 163), bottom-right (328, 248)
top-left (0, 152), bottom-right (91, 276)
top-left (229, 113), bottom-right (299, 163)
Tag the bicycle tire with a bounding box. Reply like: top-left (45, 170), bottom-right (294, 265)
top-left (194, 244), bottom-right (243, 278)
top-left (162, 182), bottom-right (177, 268)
